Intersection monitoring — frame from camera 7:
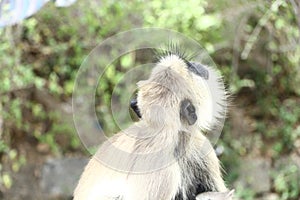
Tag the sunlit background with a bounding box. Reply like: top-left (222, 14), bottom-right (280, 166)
top-left (0, 0), bottom-right (299, 199)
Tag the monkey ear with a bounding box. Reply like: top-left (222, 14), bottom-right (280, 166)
top-left (180, 99), bottom-right (197, 125)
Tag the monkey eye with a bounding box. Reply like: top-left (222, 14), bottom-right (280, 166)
top-left (187, 62), bottom-right (209, 80)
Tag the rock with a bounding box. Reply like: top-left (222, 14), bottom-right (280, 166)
top-left (234, 157), bottom-right (271, 194)
top-left (40, 157), bottom-right (89, 199)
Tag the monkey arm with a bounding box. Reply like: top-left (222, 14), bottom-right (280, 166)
top-left (196, 189), bottom-right (235, 200)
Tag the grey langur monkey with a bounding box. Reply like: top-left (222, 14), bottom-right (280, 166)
top-left (74, 47), bottom-right (230, 200)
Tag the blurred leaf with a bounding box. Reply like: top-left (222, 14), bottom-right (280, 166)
top-left (2, 173), bottom-right (12, 189)
top-left (196, 14), bottom-right (220, 30)
top-left (120, 53), bottom-right (134, 69)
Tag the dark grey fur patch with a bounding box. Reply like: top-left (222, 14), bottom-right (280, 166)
top-left (180, 99), bottom-right (197, 126)
top-left (187, 62), bottom-right (209, 80)
top-left (174, 132), bottom-right (216, 200)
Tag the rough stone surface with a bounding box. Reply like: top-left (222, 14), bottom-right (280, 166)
top-left (234, 157), bottom-right (271, 194)
top-left (40, 157), bottom-right (89, 199)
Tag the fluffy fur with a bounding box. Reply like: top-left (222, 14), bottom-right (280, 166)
top-left (74, 52), bottom-right (228, 200)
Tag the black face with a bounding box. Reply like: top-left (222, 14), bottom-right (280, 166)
top-left (187, 62), bottom-right (209, 80)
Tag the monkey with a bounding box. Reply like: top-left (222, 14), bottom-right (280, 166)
top-left (73, 46), bottom-right (230, 200)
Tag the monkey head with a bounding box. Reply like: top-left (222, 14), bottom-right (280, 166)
top-left (132, 51), bottom-right (226, 133)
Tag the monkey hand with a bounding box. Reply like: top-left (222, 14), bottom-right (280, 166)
top-left (196, 189), bottom-right (235, 200)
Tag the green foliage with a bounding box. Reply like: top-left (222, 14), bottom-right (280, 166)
top-left (272, 164), bottom-right (300, 200)
top-left (234, 185), bottom-right (256, 200)
top-left (256, 98), bottom-right (300, 157)
top-left (142, 0), bottom-right (223, 51)
top-left (0, 140), bottom-right (26, 189)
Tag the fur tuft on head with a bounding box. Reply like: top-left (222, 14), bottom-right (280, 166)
top-left (155, 42), bottom-right (195, 64)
